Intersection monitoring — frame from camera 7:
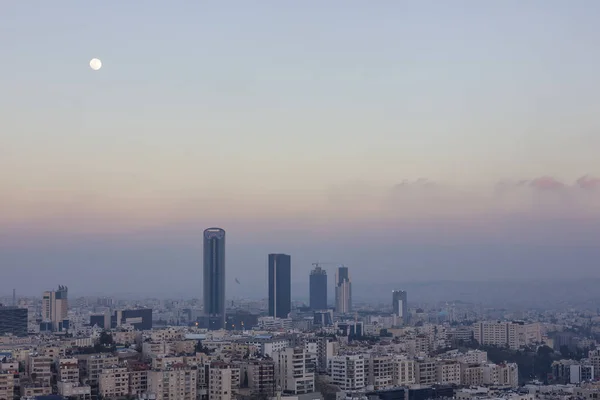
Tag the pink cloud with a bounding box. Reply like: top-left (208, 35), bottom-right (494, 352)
top-left (529, 176), bottom-right (565, 191)
top-left (576, 175), bottom-right (600, 190)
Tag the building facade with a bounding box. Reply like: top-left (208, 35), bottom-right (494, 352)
top-left (335, 266), bottom-right (351, 314)
top-left (392, 290), bottom-right (408, 324)
top-left (42, 286), bottom-right (69, 332)
top-left (268, 253), bottom-right (291, 319)
top-left (309, 266), bottom-right (327, 310)
top-left (0, 306), bottom-right (27, 337)
top-left (203, 228), bottom-right (226, 330)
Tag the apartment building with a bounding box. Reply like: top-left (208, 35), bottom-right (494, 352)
top-left (244, 360), bottom-right (275, 397)
top-left (274, 347), bottom-right (315, 395)
top-left (392, 357), bottom-right (415, 386)
top-left (473, 321), bottom-right (541, 350)
top-left (461, 363), bottom-right (485, 386)
top-left (28, 354), bottom-right (52, 386)
top-left (436, 360), bottom-right (461, 385)
top-left (366, 354), bottom-right (393, 389)
top-left (57, 358), bottom-right (80, 383)
top-left (147, 364), bottom-right (197, 400)
top-left (128, 363), bottom-right (150, 396)
top-left (99, 367), bottom-right (129, 398)
top-left (77, 353), bottom-right (119, 385)
top-left (209, 362), bottom-right (233, 400)
top-left (329, 354), bottom-right (366, 391)
top-left (483, 363), bottom-right (519, 388)
top-left (0, 370), bottom-right (15, 400)
top-left (415, 359), bottom-right (437, 385)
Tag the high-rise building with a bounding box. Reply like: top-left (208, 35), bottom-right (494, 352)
top-left (335, 266), bottom-right (351, 314)
top-left (0, 305), bottom-right (28, 336)
top-left (203, 227), bottom-right (226, 330)
top-left (42, 285), bottom-right (69, 332)
top-left (268, 254), bottom-right (291, 319)
top-left (309, 266), bottom-right (327, 310)
top-left (392, 290), bottom-right (408, 324)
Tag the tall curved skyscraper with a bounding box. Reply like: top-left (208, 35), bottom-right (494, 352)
top-left (203, 227), bottom-right (226, 330)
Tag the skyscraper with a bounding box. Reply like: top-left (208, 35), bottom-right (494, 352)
top-left (335, 266), bottom-right (351, 314)
top-left (42, 285), bottom-right (69, 332)
top-left (203, 227), bottom-right (226, 330)
top-left (309, 266), bottom-right (327, 310)
top-left (268, 254), bottom-right (291, 319)
top-left (392, 290), bottom-right (408, 324)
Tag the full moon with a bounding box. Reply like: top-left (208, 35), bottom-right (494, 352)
top-left (89, 58), bottom-right (102, 71)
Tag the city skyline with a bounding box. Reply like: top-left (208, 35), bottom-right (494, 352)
top-left (2, 1), bottom-right (600, 295)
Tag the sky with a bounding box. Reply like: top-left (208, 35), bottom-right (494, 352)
top-left (1, 1), bottom-right (600, 299)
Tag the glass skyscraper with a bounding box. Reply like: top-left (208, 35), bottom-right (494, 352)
top-left (268, 253), bottom-right (291, 319)
top-left (309, 266), bottom-right (327, 310)
top-left (203, 227), bottom-right (226, 330)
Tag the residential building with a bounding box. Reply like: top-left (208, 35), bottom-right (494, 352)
top-left (436, 360), bottom-right (461, 385)
top-left (99, 367), bottom-right (129, 398)
top-left (209, 361), bottom-right (233, 400)
top-left (329, 354), bottom-right (366, 392)
top-left (274, 347), bottom-right (315, 395)
top-left (147, 364), bottom-right (197, 400)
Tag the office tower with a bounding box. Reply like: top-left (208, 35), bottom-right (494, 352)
top-left (268, 253), bottom-right (291, 319)
top-left (392, 290), bottom-right (408, 324)
top-left (0, 305), bottom-right (28, 336)
top-left (309, 266), bottom-right (327, 310)
top-left (335, 266), bottom-right (351, 314)
top-left (203, 227), bottom-right (226, 330)
top-left (42, 285), bottom-right (69, 332)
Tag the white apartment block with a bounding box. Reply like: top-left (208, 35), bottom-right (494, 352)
top-left (274, 347), bottom-right (315, 395)
top-left (0, 371), bottom-right (15, 400)
top-left (208, 362), bottom-right (233, 400)
top-left (367, 355), bottom-right (393, 389)
top-left (436, 360), bottom-right (461, 385)
top-left (77, 354), bottom-right (119, 385)
top-left (392, 357), bottom-right (415, 386)
top-left (99, 367), bottom-right (129, 398)
top-left (147, 365), bottom-right (197, 400)
top-left (57, 358), bottom-right (80, 383)
top-left (461, 363), bottom-right (485, 386)
top-left (473, 321), bottom-right (541, 350)
top-left (487, 363), bottom-right (519, 388)
top-left (57, 381), bottom-right (92, 399)
top-left (28, 354), bottom-right (52, 386)
top-left (329, 354), bottom-right (366, 392)
top-left (247, 337), bottom-right (289, 357)
top-left (415, 359), bottom-right (437, 385)
top-left (461, 350), bottom-right (488, 364)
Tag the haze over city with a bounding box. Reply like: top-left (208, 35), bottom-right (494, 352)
top-left (2, 1), bottom-right (600, 297)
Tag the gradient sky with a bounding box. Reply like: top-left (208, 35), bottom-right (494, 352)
top-left (1, 1), bottom-right (600, 298)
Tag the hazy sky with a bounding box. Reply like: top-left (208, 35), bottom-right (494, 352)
top-left (1, 1), bottom-right (599, 298)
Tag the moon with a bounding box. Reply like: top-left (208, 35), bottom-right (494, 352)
top-left (89, 58), bottom-right (102, 71)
